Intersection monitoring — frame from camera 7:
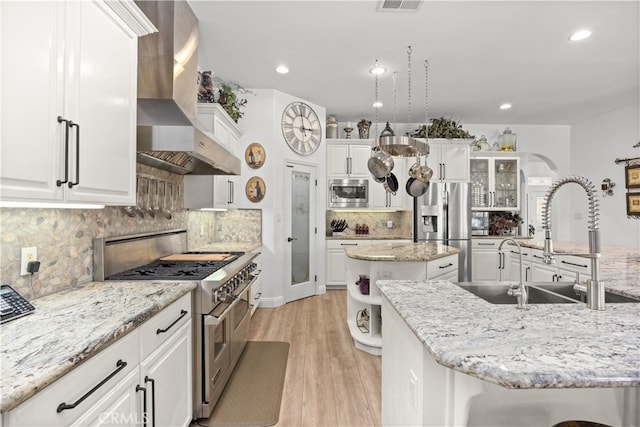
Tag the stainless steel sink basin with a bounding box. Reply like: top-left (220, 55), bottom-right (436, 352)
top-left (533, 283), bottom-right (640, 303)
top-left (455, 282), bottom-right (578, 304)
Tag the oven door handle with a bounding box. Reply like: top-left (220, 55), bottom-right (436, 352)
top-left (204, 298), bottom-right (238, 326)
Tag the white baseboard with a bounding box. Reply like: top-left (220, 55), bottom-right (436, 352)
top-left (259, 295), bottom-right (284, 308)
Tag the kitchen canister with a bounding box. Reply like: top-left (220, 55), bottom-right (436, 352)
top-left (498, 127), bottom-right (517, 151)
top-left (357, 119), bottom-right (371, 139)
top-left (326, 116), bottom-right (338, 139)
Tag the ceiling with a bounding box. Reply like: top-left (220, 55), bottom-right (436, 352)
top-left (189, 1), bottom-right (639, 127)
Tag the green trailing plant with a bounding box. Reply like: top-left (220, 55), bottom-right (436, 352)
top-left (198, 71), bottom-right (253, 123)
top-left (408, 116), bottom-right (474, 139)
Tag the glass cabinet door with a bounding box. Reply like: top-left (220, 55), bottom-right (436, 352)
top-left (493, 159), bottom-right (518, 208)
top-left (470, 158), bottom-right (489, 208)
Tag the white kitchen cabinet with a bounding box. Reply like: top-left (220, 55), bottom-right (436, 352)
top-left (426, 254), bottom-right (459, 280)
top-left (424, 139), bottom-right (471, 183)
top-left (327, 140), bottom-right (372, 179)
top-left (470, 155), bottom-right (520, 210)
top-left (3, 293), bottom-right (192, 427)
top-left (528, 249), bottom-right (592, 284)
top-left (326, 240), bottom-right (371, 288)
top-left (0, 1), bottom-right (154, 206)
top-left (506, 246), bottom-right (531, 282)
top-left (471, 239), bottom-right (507, 281)
top-left (369, 158), bottom-right (410, 209)
top-left (185, 104), bottom-right (244, 210)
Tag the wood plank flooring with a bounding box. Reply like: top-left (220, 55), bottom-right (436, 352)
top-left (249, 290), bottom-right (382, 427)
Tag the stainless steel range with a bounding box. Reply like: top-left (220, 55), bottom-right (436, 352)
top-left (93, 229), bottom-right (260, 420)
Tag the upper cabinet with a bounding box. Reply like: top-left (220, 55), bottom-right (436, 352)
top-left (0, 1), bottom-right (154, 206)
top-left (424, 139), bottom-right (471, 183)
top-left (470, 155), bottom-right (520, 210)
top-left (327, 140), bottom-right (372, 179)
top-left (369, 158), bottom-right (410, 210)
top-left (184, 104), bottom-right (245, 210)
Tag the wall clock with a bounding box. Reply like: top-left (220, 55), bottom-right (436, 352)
top-left (281, 101), bottom-right (322, 155)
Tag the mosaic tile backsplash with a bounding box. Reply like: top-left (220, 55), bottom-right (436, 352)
top-left (1, 165), bottom-right (261, 300)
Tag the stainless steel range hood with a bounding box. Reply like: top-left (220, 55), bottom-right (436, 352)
top-left (135, 0), bottom-right (240, 175)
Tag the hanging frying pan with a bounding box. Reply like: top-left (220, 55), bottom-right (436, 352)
top-left (384, 172), bottom-right (399, 195)
top-left (367, 148), bottom-right (394, 179)
top-left (406, 176), bottom-right (429, 197)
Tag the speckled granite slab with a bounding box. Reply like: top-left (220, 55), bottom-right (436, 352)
top-left (345, 241), bottom-right (460, 262)
top-left (0, 281), bottom-right (196, 412)
top-left (378, 279), bottom-right (640, 389)
top-left (513, 240), bottom-right (640, 298)
top-left (194, 241), bottom-right (262, 253)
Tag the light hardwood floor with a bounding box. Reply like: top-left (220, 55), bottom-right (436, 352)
top-left (249, 290), bottom-right (382, 427)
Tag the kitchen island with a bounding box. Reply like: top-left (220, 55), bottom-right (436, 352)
top-left (344, 241), bottom-right (460, 355)
top-left (378, 261), bottom-right (640, 426)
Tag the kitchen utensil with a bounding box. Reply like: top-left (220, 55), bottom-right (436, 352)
top-left (145, 178), bottom-right (155, 218)
top-left (408, 157), bottom-right (433, 184)
top-left (367, 148), bottom-right (394, 179)
top-left (384, 172), bottom-right (398, 195)
top-left (160, 181), bottom-right (172, 219)
top-left (134, 176), bottom-right (145, 218)
top-left (406, 176), bottom-right (429, 197)
top-left (372, 175), bottom-right (385, 183)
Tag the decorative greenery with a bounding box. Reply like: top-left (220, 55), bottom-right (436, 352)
top-left (197, 71), bottom-right (253, 123)
top-left (408, 116), bottom-right (474, 139)
top-left (489, 212), bottom-right (523, 236)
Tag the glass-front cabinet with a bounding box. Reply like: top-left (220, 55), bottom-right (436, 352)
top-left (470, 156), bottom-right (520, 210)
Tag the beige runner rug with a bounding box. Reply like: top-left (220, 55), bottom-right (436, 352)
top-left (199, 341), bottom-right (290, 427)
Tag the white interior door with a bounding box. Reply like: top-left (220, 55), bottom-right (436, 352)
top-left (284, 162), bottom-right (317, 303)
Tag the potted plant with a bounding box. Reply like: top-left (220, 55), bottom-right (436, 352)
top-left (408, 116), bottom-right (474, 139)
top-left (489, 212), bottom-right (524, 236)
top-left (198, 71), bottom-right (253, 123)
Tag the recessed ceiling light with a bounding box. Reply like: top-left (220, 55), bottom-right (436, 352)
top-left (369, 65), bottom-right (387, 75)
top-left (569, 29), bottom-right (591, 42)
top-left (276, 65), bottom-right (289, 74)
top-left (373, 101), bottom-right (383, 108)
top-left (499, 103), bottom-right (512, 110)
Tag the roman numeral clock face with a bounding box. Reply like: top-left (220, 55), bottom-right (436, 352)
top-left (281, 101), bottom-right (322, 155)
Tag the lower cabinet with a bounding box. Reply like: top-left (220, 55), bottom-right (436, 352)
top-left (345, 253), bottom-right (458, 355)
top-left (3, 293), bottom-right (192, 427)
top-left (326, 240), bottom-right (372, 288)
top-left (471, 239), bottom-right (507, 281)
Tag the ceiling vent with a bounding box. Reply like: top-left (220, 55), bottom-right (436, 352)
top-left (379, 0), bottom-right (422, 12)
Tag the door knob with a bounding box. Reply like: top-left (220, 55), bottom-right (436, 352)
top-left (287, 237), bottom-right (296, 242)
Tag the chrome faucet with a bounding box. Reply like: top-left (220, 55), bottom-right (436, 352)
top-left (499, 238), bottom-right (528, 309)
top-left (542, 175), bottom-right (604, 310)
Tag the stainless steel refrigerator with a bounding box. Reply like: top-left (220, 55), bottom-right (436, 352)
top-left (413, 182), bottom-right (471, 282)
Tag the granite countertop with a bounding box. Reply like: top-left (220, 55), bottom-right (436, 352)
top-left (345, 241), bottom-right (460, 262)
top-left (0, 281), bottom-right (196, 413)
top-left (511, 240), bottom-right (640, 299)
top-left (377, 278), bottom-right (640, 389)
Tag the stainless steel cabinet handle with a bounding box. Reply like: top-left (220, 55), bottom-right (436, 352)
top-left (156, 309), bottom-right (188, 334)
top-left (525, 266), bottom-right (530, 281)
top-left (56, 116), bottom-right (70, 187)
top-left (57, 360), bottom-right (127, 413)
top-left (68, 122), bottom-right (80, 188)
top-left (340, 243), bottom-right (358, 246)
top-left (478, 242), bottom-right (495, 246)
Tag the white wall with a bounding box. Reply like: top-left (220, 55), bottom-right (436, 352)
top-left (569, 102), bottom-right (640, 247)
top-left (239, 89), bottom-right (327, 307)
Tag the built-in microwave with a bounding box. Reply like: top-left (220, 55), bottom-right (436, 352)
top-left (328, 179), bottom-right (368, 209)
top-left (471, 211), bottom-right (490, 236)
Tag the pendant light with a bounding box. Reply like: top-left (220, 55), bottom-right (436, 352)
top-left (375, 46), bottom-right (428, 157)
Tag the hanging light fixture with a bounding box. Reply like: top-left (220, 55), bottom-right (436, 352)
top-left (375, 46), bottom-right (428, 157)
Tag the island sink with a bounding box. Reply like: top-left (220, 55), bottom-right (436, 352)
top-left (533, 283), bottom-right (640, 303)
top-left (455, 282), bottom-right (577, 304)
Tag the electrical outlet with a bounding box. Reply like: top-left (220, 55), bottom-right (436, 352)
top-left (20, 247), bottom-right (37, 276)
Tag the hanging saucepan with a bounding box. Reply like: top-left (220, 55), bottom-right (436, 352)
top-left (406, 176), bottom-right (429, 197)
top-left (367, 148), bottom-right (394, 179)
top-left (384, 172), bottom-right (399, 195)
top-left (372, 174), bottom-right (385, 183)
top-left (408, 158), bottom-right (434, 183)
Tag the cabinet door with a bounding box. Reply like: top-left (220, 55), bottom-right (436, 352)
top-left (1, 1), bottom-right (65, 202)
top-left (531, 262), bottom-right (557, 282)
top-left (491, 158), bottom-right (519, 210)
top-left (426, 143), bottom-right (443, 181)
top-left (140, 321), bottom-right (192, 427)
top-left (348, 144), bottom-right (373, 178)
top-left (71, 368), bottom-right (142, 427)
top-left (326, 248), bottom-right (349, 286)
top-left (471, 250), bottom-right (501, 281)
top-left (65, 1), bottom-right (137, 205)
top-left (507, 252), bottom-right (531, 282)
top-left (327, 144), bottom-right (350, 178)
top-left (440, 144), bottom-right (470, 182)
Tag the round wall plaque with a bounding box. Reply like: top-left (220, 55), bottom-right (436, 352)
top-left (245, 176), bottom-right (266, 203)
top-left (245, 142), bottom-right (266, 169)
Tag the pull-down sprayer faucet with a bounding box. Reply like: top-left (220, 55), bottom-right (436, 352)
top-left (542, 175), bottom-right (604, 310)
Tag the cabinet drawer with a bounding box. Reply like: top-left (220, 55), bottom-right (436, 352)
top-left (326, 239), bottom-right (371, 249)
top-left (140, 293), bottom-right (192, 361)
top-left (5, 329), bottom-right (139, 426)
top-left (427, 255), bottom-right (459, 280)
top-left (472, 239), bottom-right (501, 249)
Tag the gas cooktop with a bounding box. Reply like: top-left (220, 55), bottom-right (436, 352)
top-left (107, 251), bottom-right (245, 281)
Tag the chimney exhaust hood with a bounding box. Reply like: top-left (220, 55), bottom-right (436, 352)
top-left (135, 0), bottom-right (241, 175)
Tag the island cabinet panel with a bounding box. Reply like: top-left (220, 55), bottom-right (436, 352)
top-left (381, 297), bottom-right (639, 427)
top-left (326, 240), bottom-right (372, 288)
